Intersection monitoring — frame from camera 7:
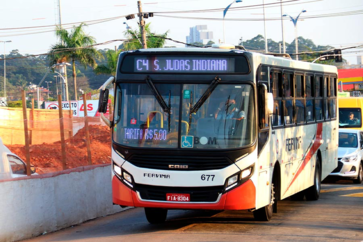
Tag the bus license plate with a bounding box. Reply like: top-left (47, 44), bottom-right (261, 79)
top-left (166, 193), bottom-right (190, 202)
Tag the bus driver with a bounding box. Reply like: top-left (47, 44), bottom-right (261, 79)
top-left (214, 99), bottom-right (245, 120)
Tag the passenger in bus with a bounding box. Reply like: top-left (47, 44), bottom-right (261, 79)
top-left (348, 112), bottom-right (359, 125)
top-left (214, 99), bottom-right (245, 120)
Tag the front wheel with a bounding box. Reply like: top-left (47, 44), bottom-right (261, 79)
top-left (305, 158), bottom-right (321, 201)
top-left (353, 163), bottom-right (363, 184)
top-left (144, 208), bottom-right (168, 224)
top-left (253, 184), bottom-right (274, 221)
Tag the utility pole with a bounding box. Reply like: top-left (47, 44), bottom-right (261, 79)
top-left (0, 40), bottom-right (11, 99)
top-left (263, 0), bottom-right (268, 53)
top-left (280, 0), bottom-right (285, 53)
top-left (58, 0), bottom-right (62, 28)
top-left (137, 1), bottom-right (147, 49)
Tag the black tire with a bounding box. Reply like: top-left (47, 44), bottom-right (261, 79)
top-left (253, 184), bottom-right (274, 221)
top-left (353, 163), bottom-right (363, 184)
top-left (144, 208), bottom-right (168, 224)
top-left (305, 158), bottom-right (321, 201)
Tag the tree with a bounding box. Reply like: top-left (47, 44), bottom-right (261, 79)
top-left (206, 40), bottom-right (215, 46)
top-left (94, 49), bottom-right (122, 76)
top-left (120, 23), bottom-right (169, 50)
top-left (48, 23), bottom-right (101, 100)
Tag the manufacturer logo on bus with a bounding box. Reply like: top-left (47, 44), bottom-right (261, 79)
top-left (169, 164), bottom-right (188, 169)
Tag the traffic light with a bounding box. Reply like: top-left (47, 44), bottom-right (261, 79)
top-left (125, 14), bottom-right (135, 20)
top-left (334, 49), bottom-right (342, 62)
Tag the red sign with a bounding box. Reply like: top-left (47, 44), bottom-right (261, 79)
top-left (166, 193), bottom-right (190, 202)
top-left (130, 118), bottom-right (137, 124)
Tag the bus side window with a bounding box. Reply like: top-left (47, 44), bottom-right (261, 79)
top-left (273, 100), bottom-right (283, 126)
top-left (330, 77), bottom-right (336, 97)
top-left (314, 76), bottom-right (322, 97)
top-left (284, 73), bottom-right (294, 98)
top-left (271, 70), bottom-right (283, 127)
top-left (305, 76), bottom-right (313, 98)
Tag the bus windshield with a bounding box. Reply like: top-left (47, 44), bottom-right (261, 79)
top-left (113, 83), bottom-right (256, 149)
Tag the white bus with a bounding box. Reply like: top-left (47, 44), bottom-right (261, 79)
top-left (98, 47), bottom-right (338, 223)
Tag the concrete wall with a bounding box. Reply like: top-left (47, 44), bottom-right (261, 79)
top-left (0, 164), bottom-right (125, 242)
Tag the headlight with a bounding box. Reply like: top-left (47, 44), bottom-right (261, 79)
top-left (113, 164), bottom-right (122, 176)
top-left (227, 175), bottom-right (238, 187)
top-left (241, 167), bottom-right (252, 179)
top-left (123, 171), bottom-right (133, 184)
top-left (342, 154), bottom-right (358, 162)
top-left (225, 166), bottom-right (254, 191)
top-left (113, 162), bottom-right (134, 188)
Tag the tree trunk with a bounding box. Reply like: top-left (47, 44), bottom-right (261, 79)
top-left (72, 59), bottom-right (77, 101)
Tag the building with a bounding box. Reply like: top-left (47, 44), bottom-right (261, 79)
top-left (338, 68), bottom-right (363, 94)
top-left (186, 25), bottom-right (214, 45)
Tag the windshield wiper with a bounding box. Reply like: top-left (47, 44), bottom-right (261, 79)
top-left (146, 76), bottom-right (171, 131)
top-left (186, 76), bottom-right (220, 134)
top-left (190, 76), bottom-right (221, 114)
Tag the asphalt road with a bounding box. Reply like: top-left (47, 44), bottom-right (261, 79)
top-left (25, 182), bottom-right (363, 242)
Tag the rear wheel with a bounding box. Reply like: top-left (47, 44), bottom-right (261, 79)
top-left (253, 184), bottom-right (274, 221)
top-left (144, 208), bottom-right (168, 224)
top-left (306, 158), bottom-right (321, 201)
top-left (353, 163), bottom-right (363, 184)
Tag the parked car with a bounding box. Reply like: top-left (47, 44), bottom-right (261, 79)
top-left (0, 138), bottom-right (36, 179)
top-left (329, 129), bottom-right (363, 184)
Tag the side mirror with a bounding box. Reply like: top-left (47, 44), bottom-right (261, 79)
top-left (98, 89), bottom-right (109, 113)
top-left (30, 164), bottom-right (36, 174)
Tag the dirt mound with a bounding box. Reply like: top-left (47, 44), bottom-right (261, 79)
top-left (7, 125), bottom-right (112, 174)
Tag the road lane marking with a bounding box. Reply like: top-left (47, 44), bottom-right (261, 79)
top-left (177, 223), bottom-right (197, 232)
top-left (321, 187), bottom-right (363, 193)
top-left (342, 192), bottom-right (363, 197)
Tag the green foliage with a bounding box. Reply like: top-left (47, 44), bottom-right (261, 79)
top-left (7, 100), bottom-right (22, 108)
top-left (120, 23), bottom-right (169, 50)
top-left (94, 49), bottom-right (122, 76)
top-left (48, 23), bottom-right (102, 100)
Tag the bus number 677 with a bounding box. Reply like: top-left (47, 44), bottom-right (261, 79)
top-left (201, 174), bottom-right (215, 181)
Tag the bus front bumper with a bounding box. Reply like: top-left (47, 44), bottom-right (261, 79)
top-left (112, 176), bottom-right (256, 210)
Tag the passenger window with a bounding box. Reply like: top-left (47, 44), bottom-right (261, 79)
top-left (295, 99), bottom-right (305, 124)
top-left (315, 77), bottom-right (322, 97)
top-left (329, 99), bottom-right (337, 119)
top-left (295, 75), bottom-right (303, 98)
top-left (324, 77), bottom-right (329, 97)
top-left (284, 100), bottom-right (294, 125)
top-left (8, 155), bottom-right (26, 175)
top-left (330, 77), bottom-right (336, 97)
top-left (272, 72), bottom-right (283, 98)
top-left (306, 99), bottom-right (314, 122)
top-left (305, 76), bottom-right (313, 97)
top-left (324, 100), bottom-right (330, 120)
top-left (315, 100), bottom-right (324, 121)
top-left (284, 73), bottom-right (294, 97)
top-left (272, 100), bottom-right (283, 126)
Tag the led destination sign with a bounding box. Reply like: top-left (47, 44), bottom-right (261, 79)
top-left (134, 57), bottom-right (234, 73)
top-left (120, 55), bottom-right (249, 74)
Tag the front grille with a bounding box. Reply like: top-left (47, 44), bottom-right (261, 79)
top-left (332, 161), bottom-right (343, 173)
top-left (127, 154), bottom-right (232, 170)
top-left (135, 184), bottom-right (224, 202)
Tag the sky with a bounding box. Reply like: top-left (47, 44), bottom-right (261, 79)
top-left (0, 0), bottom-right (362, 64)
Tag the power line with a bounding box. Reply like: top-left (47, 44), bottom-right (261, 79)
top-left (154, 9), bottom-right (363, 22)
